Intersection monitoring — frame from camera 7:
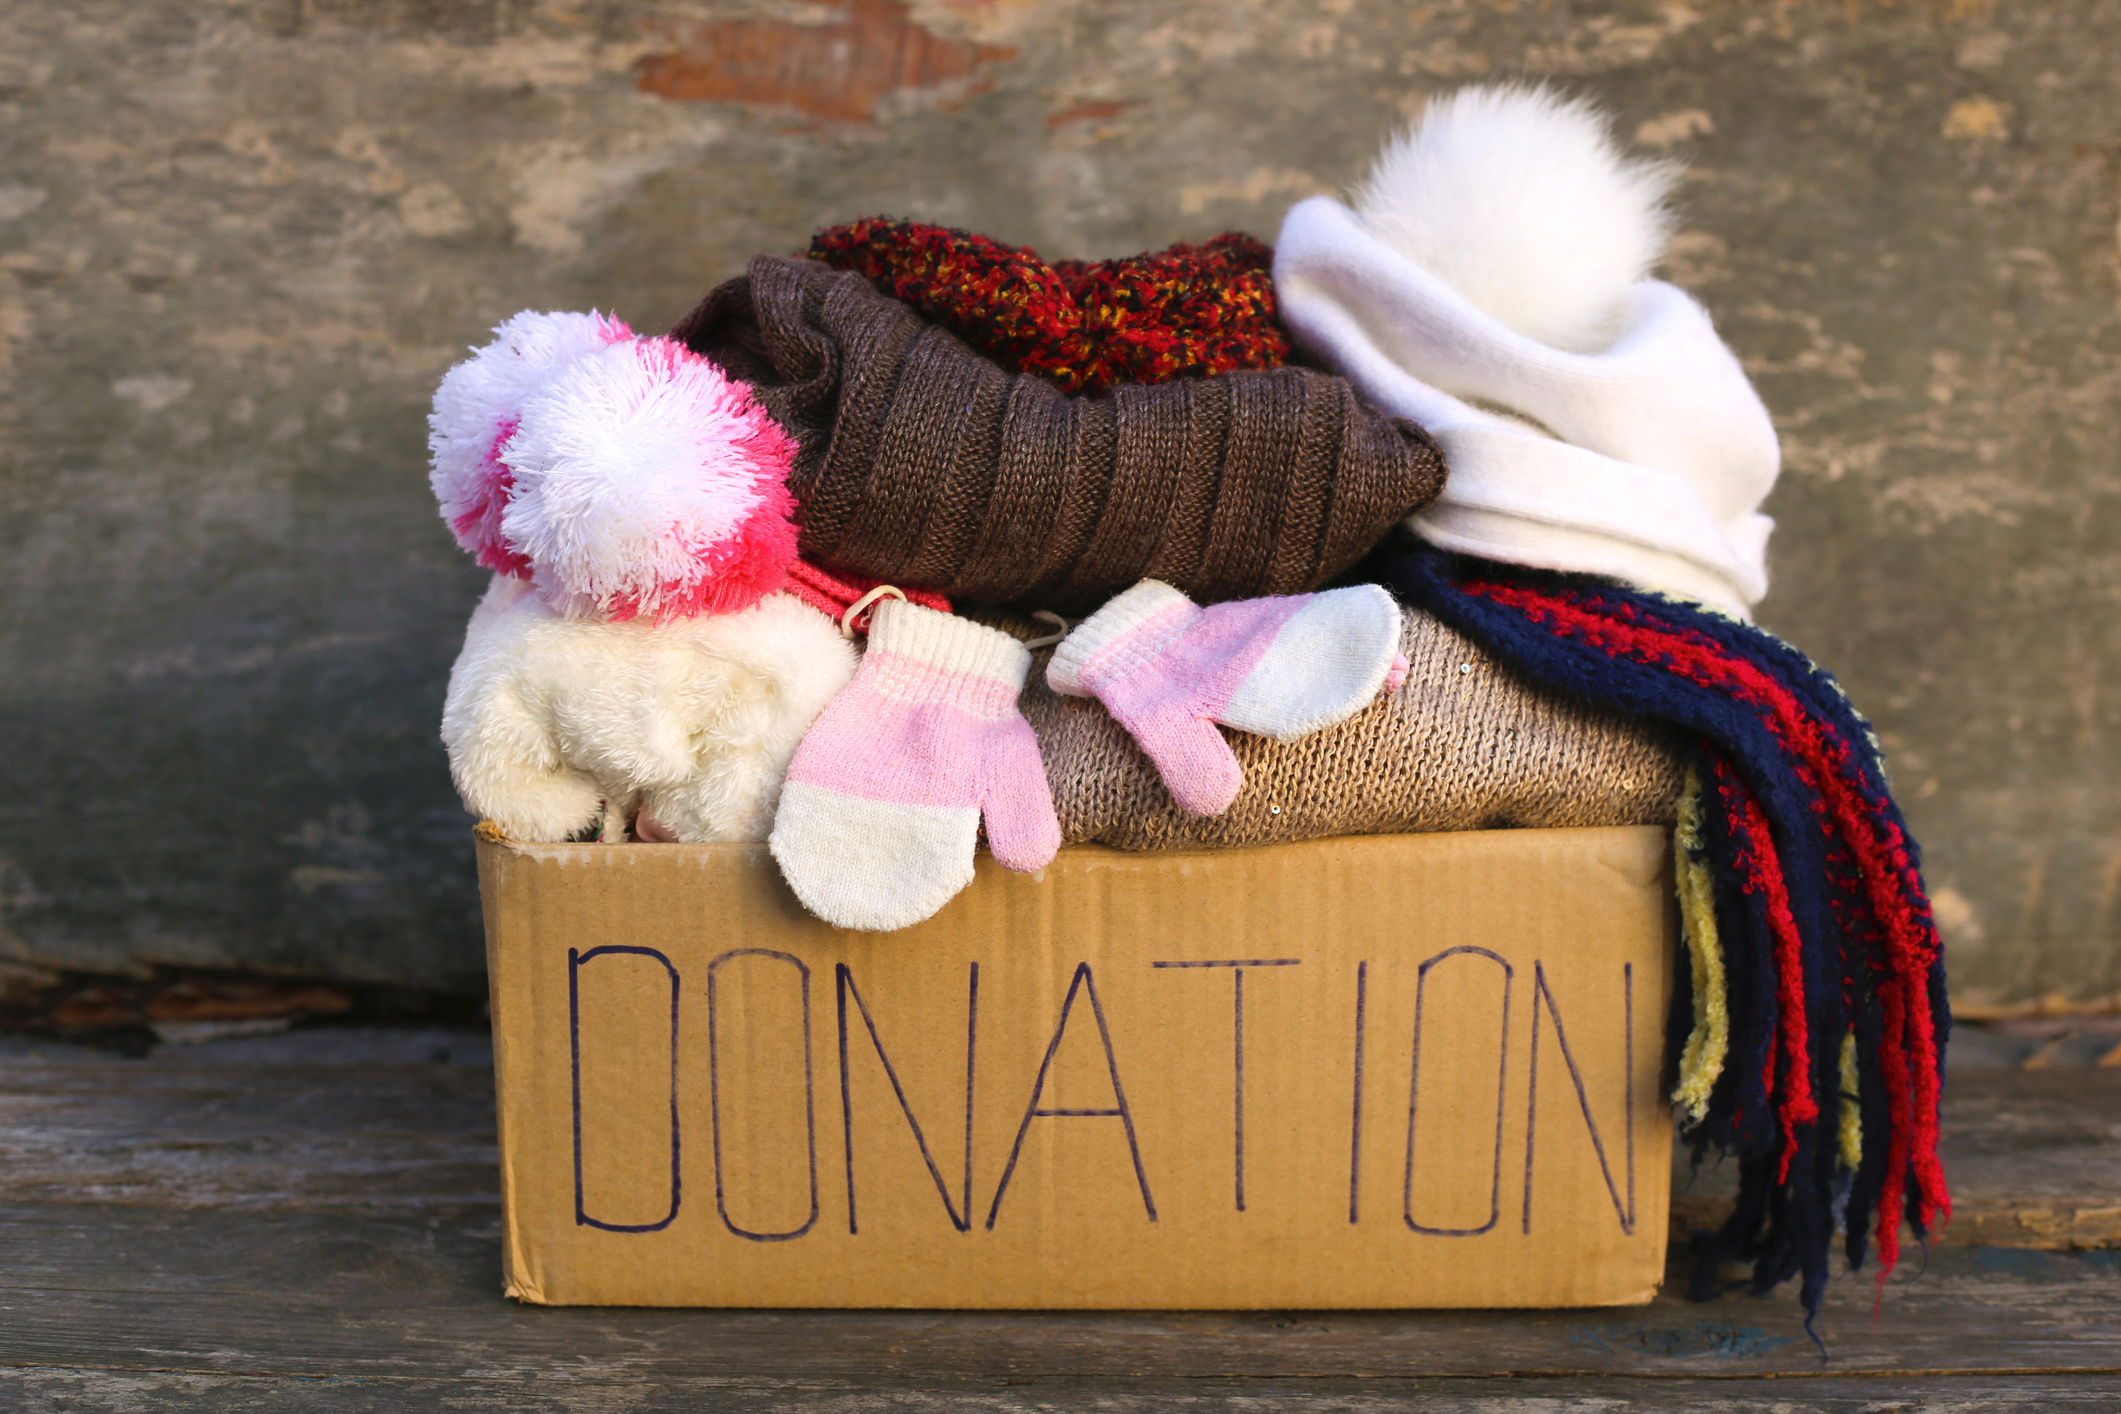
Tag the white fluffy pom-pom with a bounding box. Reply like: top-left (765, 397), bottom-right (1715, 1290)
top-left (500, 336), bottom-right (799, 624)
top-left (1352, 84), bottom-right (1678, 353)
top-left (428, 309), bottom-right (632, 574)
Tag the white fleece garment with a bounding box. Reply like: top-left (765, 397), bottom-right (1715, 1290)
top-left (441, 576), bottom-right (858, 842)
top-left (1273, 196), bottom-right (1780, 618)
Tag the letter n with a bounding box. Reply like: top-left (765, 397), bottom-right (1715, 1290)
top-left (837, 961), bottom-right (978, 1234)
top-left (1521, 961), bottom-right (1634, 1235)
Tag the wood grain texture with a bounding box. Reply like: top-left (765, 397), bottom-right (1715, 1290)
top-left (0, 1043), bottom-right (2117, 1404)
top-left (4, 1371), bottom-right (2121, 1413)
top-left (1671, 1069), bottom-right (2121, 1250)
top-left (0, 1057), bottom-right (498, 1212)
top-left (0, 1213), bottom-right (2118, 1382)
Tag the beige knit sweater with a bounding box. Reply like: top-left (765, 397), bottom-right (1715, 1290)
top-left (971, 606), bottom-right (1681, 849)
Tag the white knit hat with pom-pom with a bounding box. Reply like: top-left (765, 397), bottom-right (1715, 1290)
top-left (1273, 84), bottom-right (1780, 619)
top-left (427, 309), bottom-right (632, 575)
top-left (499, 335), bottom-right (801, 623)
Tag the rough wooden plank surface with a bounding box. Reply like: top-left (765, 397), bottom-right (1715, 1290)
top-left (0, 1057), bottom-right (498, 1212)
top-left (2, 1036), bottom-right (2117, 1408)
top-left (2, 1209), bottom-right (2118, 1382)
top-left (4, 1371), bottom-right (2121, 1414)
top-left (1671, 1069), bottom-right (2121, 1250)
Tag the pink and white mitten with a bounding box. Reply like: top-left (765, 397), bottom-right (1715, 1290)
top-left (1046, 580), bottom-right (1406, 816)
top-left (769, 599), bottom-right (1060, 931)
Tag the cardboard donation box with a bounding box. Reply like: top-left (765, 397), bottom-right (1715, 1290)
top-left (478, 826), bottom-right (1677, 1309)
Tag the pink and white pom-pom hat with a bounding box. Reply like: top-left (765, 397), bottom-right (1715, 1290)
top-left (427, 313), bottom-right (802, 621)
top-left (428, 309), bottom-right (635, 577)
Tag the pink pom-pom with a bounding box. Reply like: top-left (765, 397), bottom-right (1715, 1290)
top-left (427, 310), bottom-right (632, 575)
top-left (499, 336), bottom-right (801, 623)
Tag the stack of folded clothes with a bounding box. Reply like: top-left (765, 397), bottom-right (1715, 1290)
top-left (429, 83), bottom-right (1946, 1332)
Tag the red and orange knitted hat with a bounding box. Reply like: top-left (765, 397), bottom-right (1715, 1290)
top-left (809, 217), bottom-right (1290, 395)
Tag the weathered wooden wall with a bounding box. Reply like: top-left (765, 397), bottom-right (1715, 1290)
top-left (0, 0), bottom-right (2114, 1004)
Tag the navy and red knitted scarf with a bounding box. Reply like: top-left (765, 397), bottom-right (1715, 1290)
top-left (1372, 539), bottom-right (1950, 1331)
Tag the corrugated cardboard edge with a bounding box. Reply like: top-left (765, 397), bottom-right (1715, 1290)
top-left (476, 821), bottom-right (550, 1306)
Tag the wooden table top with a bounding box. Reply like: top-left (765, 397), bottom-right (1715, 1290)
top-left (1, 1027), bottom-right (2115, 1411)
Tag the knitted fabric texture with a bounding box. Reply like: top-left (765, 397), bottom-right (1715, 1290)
top-left (1375, 540), bottom-right (1949, 1334)
top-left (769, 598), bottom-right (1059, 931)
top-left (1047, 580), bottom-right (1407, 816)
top-left (967, 605), bottom-right (1681, 850)
top-left (782, 557), bottom-right (950, 633)
top-left (670, 254), bottom-right (1445, 613)
top-left (1838, 1031), bottom-right (1864, 1173)
top-left (809, 218), bottom-right (1289, 394)
top-left (1672, 766), bottom-right (1731, 1125)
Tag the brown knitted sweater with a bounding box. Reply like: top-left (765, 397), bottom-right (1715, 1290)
top-left (965, 606), bottom-right (1681, 850)
top-left (672, 255), bottom-right (1446, 613)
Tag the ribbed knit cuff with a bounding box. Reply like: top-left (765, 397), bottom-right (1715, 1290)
top-left (1046, 579), bottom-right (1195, 697)
top-left (867, 599), bottom-right (1030, 689)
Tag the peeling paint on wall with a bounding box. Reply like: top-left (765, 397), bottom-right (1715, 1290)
top-left (1942, 95), bottom-right (2010, 140)
top-left (633, 0), bottom-right (1017, 123)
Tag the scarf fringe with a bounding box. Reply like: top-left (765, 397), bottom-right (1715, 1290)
top-left (1376, 541), bottom-right (1949, 1330)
